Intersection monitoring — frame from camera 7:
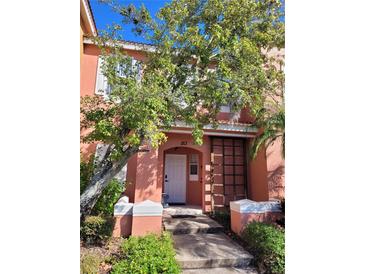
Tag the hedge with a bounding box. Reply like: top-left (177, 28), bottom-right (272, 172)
top-left (241, 222), bottom-right (285, 274)
top-left (111, 232), bottom-right (180, 274)
top-left (80, 215), bottom-right (114, 245)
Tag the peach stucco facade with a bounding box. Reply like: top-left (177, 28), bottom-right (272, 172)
top-left (131, 216), bottom-right (163, 236)
top-left (80, 31), bottom-right (285, 236)
top-left (122, 131), bottom-right (284, 214)
top-left (230, 209), bottom-right (282, 234)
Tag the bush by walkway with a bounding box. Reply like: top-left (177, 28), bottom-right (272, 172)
top-left (241, 222), bottom-right (285, 274)
top-left (111, 232), bottom-right (180, 274)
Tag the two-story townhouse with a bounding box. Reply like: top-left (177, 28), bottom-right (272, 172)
top-left (80, 36), bottom-right (284, 216)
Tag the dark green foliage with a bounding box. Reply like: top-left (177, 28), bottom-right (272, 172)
top-left (250, 106), bottom-right (285, 160)
top-left (81, 155), bottom-right (124, 216)
top-left (80, 253), bottom-right (102, 274)
top-left (80, 216), bottom-right (114, 245)
top-left (280, 198), bottom-right (285, 214)
top-left (276, 198), bottom-right (285, 228)
top-left (241, 222), bottom-right (285, 274)
top-left (111, 232), bottom-right (181, 274)
top-left (209, 210), bottom-right (231, 230)
top-left (80, 155), bottom-right (95, 195)
top-left (92, 178), bottom-right (124, 216)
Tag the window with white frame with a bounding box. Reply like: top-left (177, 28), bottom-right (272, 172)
top-left (220, 105), bottom-right (231, 113)
top-left (189, 154), bottom-right (199, 181)
top-left (116, 58), bottom-right (142, 80)
top-left (95, 56), bottom-right (142, 99)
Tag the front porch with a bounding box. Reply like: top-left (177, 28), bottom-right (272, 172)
top-left (113, 128), bottom-right (282, 237)
top-left (123, 131), bottom-right (267, 212)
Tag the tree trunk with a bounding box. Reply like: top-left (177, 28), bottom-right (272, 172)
top-left (80, 145), bottom-right (138, 218)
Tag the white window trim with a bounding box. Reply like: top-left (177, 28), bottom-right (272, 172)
top-left (220, 105), bottom-right (231, 113)
top-left (95, 56), bottom-right (142, 100)
top-left (189, 154), bottom-right (199, 181)
top-left (94, 57), bottom-right (107, 96)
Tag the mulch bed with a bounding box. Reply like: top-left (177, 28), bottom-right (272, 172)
top-left (80, 237), bottom-right (124, 274)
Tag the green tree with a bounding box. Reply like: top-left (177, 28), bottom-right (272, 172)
top-left (250, 56), bottom-right (285, 159)
top-left (250, 101), bottom-right (285, 159)
top-left (80, 0), bottom-right (284, 217)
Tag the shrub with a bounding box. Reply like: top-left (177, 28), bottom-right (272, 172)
top-left (241, 222), bottom-right (285, 274)
top-left (81, 154), bottom-right (125, 216)
top-left (209, 210), bottom-right (231, 230)
top-left (111, 232), bottom-right (180, 274)
top-left (80, 155), bottom-right (94, 195)
top-left (81, 215), bottom-right (114, 245)
top-left (92, 178), bottom-right (124, 216)
top-left (80, 253), bottom-right (101, 274)
top-left (276, 199), bottom-right (285, 228)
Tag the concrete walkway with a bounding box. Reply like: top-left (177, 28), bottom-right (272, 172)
top-left (164, 215), bottom-right (224, 234)
top-left (182, 266), bottom-right (258, 274)
top-left (163, 208), bottom-right (258, 273)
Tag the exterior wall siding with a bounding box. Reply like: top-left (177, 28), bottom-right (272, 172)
top-left (266, 138), bottom-right (285, 199)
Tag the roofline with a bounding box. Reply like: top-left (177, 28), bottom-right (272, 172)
top-left (83, 37), bottom-right (156, 52)
top-left (81, 0), bottom-right (97, 36)
top-left (84, 37), bottom-right (284, 58)
top-left (164, 129), bottom-right (256, 138)
top-left (170, 121), bottom-right (258, 134)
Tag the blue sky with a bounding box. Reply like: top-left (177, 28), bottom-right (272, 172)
top-left (89, 0), bottom-right (284, 43)
top-left (90, 0), bottom-right (170, 43)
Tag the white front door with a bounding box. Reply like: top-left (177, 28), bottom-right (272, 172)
top-left (164, 154), bottom-right (187, 203)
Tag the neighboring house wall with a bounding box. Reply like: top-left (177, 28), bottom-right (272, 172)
top-left (266, 138), bottom-right (285, 199)
top-left (248, 145), bottom-right (269, 201)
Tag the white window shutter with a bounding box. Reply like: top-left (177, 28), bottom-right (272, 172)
top-left (95, 56), bottom-right (109, 96)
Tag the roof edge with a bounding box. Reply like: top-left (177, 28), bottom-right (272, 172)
top-left (81, 0), bottom-right (97, 36)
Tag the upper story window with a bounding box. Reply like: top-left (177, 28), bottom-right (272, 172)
top-left (116, 58), bottom-right (142, 80)
top-left (220, 105), bottom-right (231, 113)
top-left (95, 56), bottom-right (142, 99)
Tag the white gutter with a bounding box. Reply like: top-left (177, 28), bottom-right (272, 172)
top-left (83, 37), bottom-right (156, 52)
top-left (81, 0), bottom-right (97, 36)
top-left (165, 129), bottom-right (256, 138)
top-left (173, 121), bottom-right (258, 133)
top-left (163, 121), bottom-right (257, 137)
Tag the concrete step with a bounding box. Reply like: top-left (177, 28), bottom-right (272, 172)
top-left (163, 206), bottom-right (203, 216)
top-left (163, 215), bottom-right (224, 235)
top-left (182, 266), bottom-right (258, 274)
top-left (173, 233), bottom-right (253, 269)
